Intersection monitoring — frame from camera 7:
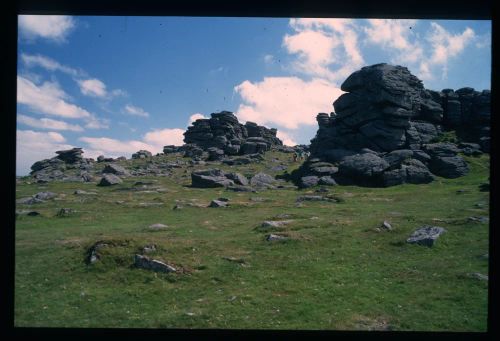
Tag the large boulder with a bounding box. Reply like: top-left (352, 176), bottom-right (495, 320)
top-left (250, 172), bottom-right (277, 189)
top-left (103, 163), bottom-right (130, 176)
top-left (98, 174), bottom-right (123, 186)
top-left (338, 153), bottom-right (390, 185)
top-left (191, 169), bottom-right (234, 188)
top-left (132, 150), bottom-right (152, 159)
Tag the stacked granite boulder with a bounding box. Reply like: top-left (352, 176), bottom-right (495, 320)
top-left (30, 148), bottom-right (95, 183)
top-left (183, 111), bottom-right (282, 160)
top-left (296, 63), bottom-right (487, 188)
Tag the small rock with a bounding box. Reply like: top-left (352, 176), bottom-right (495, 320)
top-left (467, 216), bottom-right (489, 223)
top-left (469, 272), bottom-right (488, 281)
top-left (275, 213), bottom-right (292, 219)
top-left (134, 254), bottom-right (176, 273)
top-left (266, 234), bottom-right (289, 242)
top-left (222, 257), bottom-right (245, 264)
top-left (173, 205), bottom-right (183, 210)
top-left (209, 200), bottom-right (228, 208)
top-left (261, 220), bottom-right (293, 228)
top-left (56, 208), bottom-right (74, 217)
top-left (149, 223), bottom-right (168, 230)
top-left (381, 221), bottom-right (393, 231)
top-left (142, 244), bottom-right (157, 254)
top-left (406, 225), bottom-right (446, 247)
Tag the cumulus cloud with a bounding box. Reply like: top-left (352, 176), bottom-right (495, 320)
top-left (17, 76), bottom-right (92, 119)
top-left (124, 104), bottom-right (150, 118)
top-left (234, 76), bottom-right (343, 130)
top-left (283, 18), bottom-right (365, 82)
top-left (364, 19), bottom-right (476, 81)
top-left (18, 15), bottom-right (75, 42)
top-left (143, 128), bottom-right (185, 146)
top-left (21, 53), bottom-right (80, 76)
top-left (78, 78), bottom-right (107, 97)
top-left (79, 128), bottom-right (185, 158)
top-left (276, 130), bottom-right (297, 146)
top-left (17, 114), bottom-right (84, 132)
top-left (16, 129), bottom-right (73, 175)
top-left (188, 113), bottom-right (208, 124)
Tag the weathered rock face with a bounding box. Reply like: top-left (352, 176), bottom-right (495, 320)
top-left (183, 111), bottom-right (282, 158)
top-left (132, 150), bottom-right (153, 159)
top-left (30, 147), bottom-right (95, 183)
top-left (296, 63), bottom-right (486, 187)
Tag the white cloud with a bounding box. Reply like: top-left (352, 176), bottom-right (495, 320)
top-left (84, 115), bottom-right (110, 129)
top-left (18, 15), bottom-right (75, 42)
top-left (78, 78), bottom-right (107, 97)
top-left (17, 76), bottom-right (92, 119)
top-left (143, 128), bottom-right (185, 146)
top-left (188, 113), bottom-right (208, 124)
top-left (276, 130), bottom-right (297, 146)
top-left (17, 114), bottom-right (84, 132)
top-left (16, 130), bottom-right (73, 175)
top-left (79, 128), bottom-right (185, 159)
top-left (426, 22), bottom-right (475, 79)
top-left (234, 76), bottom-right (343, 130)
top-left (263, 54), bottom-right (274, 64)
top-left (283, 18), bottom-right (365, 82)
top-left (21, 53), bottom-right (80, 76)
top-left (124, 104), bottom-right (150, 118)
top-left (111, 89), bottom-right (127, 97)
top-left (364, 19), bottom-right (476, 81)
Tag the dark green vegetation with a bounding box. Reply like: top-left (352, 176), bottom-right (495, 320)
top-left (15, 151), bottom-right (489, 330)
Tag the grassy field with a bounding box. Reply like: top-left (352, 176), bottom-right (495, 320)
top-left (14, 151), bottom-right (489, 330)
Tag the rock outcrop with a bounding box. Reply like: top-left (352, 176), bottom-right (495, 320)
top-left (183, 111), bottom-right (282, 159)
top-left (30, 148), bottom-right (95, 183)
top-left (295, 63), bottom-right (488, 187)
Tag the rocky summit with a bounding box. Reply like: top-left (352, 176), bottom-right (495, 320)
top-left (183, 111), bottom-right (282, 159)
top-left (293, 63), bottom-right (489, 188)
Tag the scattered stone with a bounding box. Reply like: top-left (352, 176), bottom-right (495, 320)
top-left (209, 200), bottom-right (228, 208)
top-left (406, 225), bottom-right (446, 247)
top-left (16, 197), bottom-right (44, 205)
top-left (469, 272), bottom-right (488, 281)
top-left (296, 195), bottom-right (337, 202)
top-left (15, 210), bottom-right (41, 216)
top-left (467, 216), bottom-right (489, 224)
top-left (191, 169), bottom-right (234, 188)
top-left (102, 163), bottom-right (130, 176)
top-left (86, 241), bottom-right (108, 264)
top-left (250, 172), bottom-right (276, 189)
top-left (56, 208), bottom-right (74, 217)
top-left (261, 220), bottom-right (293, 228)
top-left (34, 191), bottom-right (57, 200)
top-left (222, 256), bottom-right (246, 264)
top-left (148, 223), bottom-right (169, 230)
top-left (380, 221), bottom-right (393, 231)
top-left (173, 205), bottom-right (183, 210)
top-left (274, 213), bottom-right (292, 219)
top-left (142, 244), bottom-right (157, 254)
top-left (74, 189), bottom-right (95, 195)
top-left (265, 234), bottom-right (289, 242)
top-left (98, 174), bottom-right (123, 186)
top-left (134, 254), bottom-right (176, 273)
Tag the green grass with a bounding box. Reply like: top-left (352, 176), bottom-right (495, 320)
top-left (14, 152), bottom-right (489, 330)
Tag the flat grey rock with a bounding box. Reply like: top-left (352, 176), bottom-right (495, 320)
top-left (407, 225), bottom-right (446, 247)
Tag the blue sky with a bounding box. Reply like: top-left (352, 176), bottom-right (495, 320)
top-left (16, 16), bottom-right (491, 175)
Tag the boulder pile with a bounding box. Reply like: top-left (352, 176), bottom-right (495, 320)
top-left (30, 148), bottom-right (95, 183)
top-left (295, 63), bottom-right (489, 188)
top-left (183, 111), bottom-right (282, 159)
